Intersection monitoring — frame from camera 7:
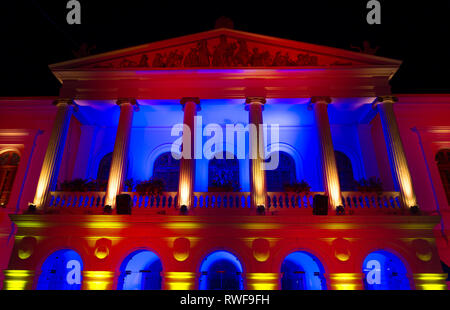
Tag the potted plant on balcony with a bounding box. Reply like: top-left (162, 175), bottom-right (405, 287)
top-left (355, 177), bottom-right (383, 195)
top-left (136, 178), bottom-right (165, 196)
top-left (124, 178), bottom-right (135, 192)
top-left (59, 178), bottom-right (88, 192)
top-left (85, 179), bottom-right (107, 192)
top-left (284, 180), bottom-right (311, 195)
top-left (208, 171), bottom-right (241, 192)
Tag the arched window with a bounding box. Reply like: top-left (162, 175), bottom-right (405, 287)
top-left (117, 250), bottom-right (162, 290)
top-left (97, 153), bottom-right (113, 182)
top-left (153, 153), bottom-right (180, 191)
top-left (199, 251), bottom-right (244, 290)
top-left (208, 153), bottom-right (240, 191)
top-left (266, 152), bottom-right (296, 192)
top-left (0, 151), bottom-right (20, 207)
top-left (362, 250), bottom-right (410, 290)
top-left (36, 249), bottom-right (83, 290)
top-left (281, 251), bottom-right (327, 290)
top-left (436, 149), bottom-right (450, 204)
top-left (335, 150), bottom-right (356, 191)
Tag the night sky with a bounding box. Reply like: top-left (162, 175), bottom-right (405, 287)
top-left (2, 1), bottom-right (450, 96)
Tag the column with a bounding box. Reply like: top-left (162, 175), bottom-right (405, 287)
top-left (104, 98), bottom-right (138, 208)
top-left (32, 99), bottom-right (75, 210)
top-left (326, 273), bottom-right (365, 290)
top-left (177, 97), bottom-right (200, 209)
top-left (375, 96), bottom-right (418, 208)
top-left (162, 272), bottom-right (197, 290)
top-left (246, 97), bottom-right (267, 209)
top-left (246, 272), bottom-right (281, 290)
top-left (81, 271), bottom-right (116, 290)
top-left (2, 269), bottom-right (35, 290)
top-left (309, 96), bottom-right (342, 209)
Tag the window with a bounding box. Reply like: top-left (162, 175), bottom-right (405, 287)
top-left (266, 152), bottom-right (296, 192)
top-left (208, 153), bottom-right (240, 191)
top-left (0, 151), bottom-right (20, 207)
top-left (153, 153), bottom-right (180, 191)
top-left (335, 150), bottom-right (356, 191)
top-left (436, 149), bottom-right (450, 204)
top-left (97, 153), bottom-right (113, 182)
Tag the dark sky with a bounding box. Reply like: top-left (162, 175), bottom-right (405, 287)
top-left (2, 1), bottom-right (450, 96)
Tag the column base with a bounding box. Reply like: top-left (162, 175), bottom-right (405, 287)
top-left (162, 272), bottom-right (196, 290)
top-left (246, 273), bottom-right (281, 290)
top-left (413, 273), bottom-right (448, 290)
top-left (3, 269), bottom-right (35, 290)
top-left (82, 271), bottom-right (116, 290)
top-left (326, 273), bottom-right (364, 290)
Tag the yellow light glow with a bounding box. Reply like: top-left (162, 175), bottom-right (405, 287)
top-left (3, 270), bottom-right (34, 290)
top-left (246, 273), bottom-right (280, 290)
top-left (83, 271), bottom-right (115, 290)
top-left (163, 272), bottom-right (196, 290)
top-left (414, 273), bottom-right (447, 290)
top-left (162, 222), bottom-right (203, 229)
top-left (328, 273), bottom-right (363, 290)
top-left (179, 183), bottom-right (190, 207)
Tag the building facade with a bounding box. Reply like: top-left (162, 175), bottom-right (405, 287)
top-left (0, 28), bottom-right (449, 290)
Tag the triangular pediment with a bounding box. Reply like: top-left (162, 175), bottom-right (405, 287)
top-left (50, 28), bottom-right (401, 70)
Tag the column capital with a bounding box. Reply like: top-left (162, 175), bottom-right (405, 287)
top-left (375, 96), bottom-right (398, 105)
top-left (180, 97), bottom-right (201, 111)
top-left (308, 96), bottom-right (332, 110)
top-left (245, 97), bottom-right (266, 111)
top-left (116, 98), bottom-right (139, 111)
top-left (52, 98), bottom-right (78, 111)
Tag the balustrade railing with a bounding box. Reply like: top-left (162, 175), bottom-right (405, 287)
top-left (47, 191), bottom-right (403, 215)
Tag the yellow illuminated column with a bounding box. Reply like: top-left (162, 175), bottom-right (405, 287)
top-left (375, 96), bottom-right (418, 208)
top-left (326, 273), bottom-right (364, 290)
top-left (310, 96), bottom-right (342, 209)
top-left (33, 99), bottom-right (75, 209)
top-left (177, 97), bottom-right (200, 208)
top-left (246, 97), bottom-right (268, 209)
top-left (105, 99), bottom-right (138, 208)
top-left (3, 269), bottom-right (35, 290)
top-left (162, 272), bottom-right (197, 290)
top-left (413, 273), bottom-right (447, 290)
top-left (246, 273), bottom-right (281, 290)
top-left (81, 271), bottom-right (116, 290)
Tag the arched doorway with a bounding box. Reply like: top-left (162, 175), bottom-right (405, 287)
top-left (0, 151), bottom-right (20, 207)
top-left (266, 151), bottom-right (296, 192)
top-left (436, 149), bottom-right (450, 204)
top-left (97, 152), bottom-right (113, 181)
top-left (36, 249), bottom-right (83, 290)
top-left (362, 250), bottom-right (410, 290)
top-left (335, 150), bottom-right (356, 191)
top-left (281, 251), bottom-right (327, 290)
top-left (199, 251), bottom-right (244, 290)
top-left (153, 152), bottom-right (180, 191)
top-left (117, 250), bottom-right (163, 290)
top-left (208, 153), bottom-right (240, 192)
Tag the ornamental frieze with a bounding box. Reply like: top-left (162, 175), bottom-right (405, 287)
top-left (88, 35), bottom-right (354, 69)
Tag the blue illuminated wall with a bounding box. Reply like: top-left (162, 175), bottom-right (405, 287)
top-left (36, 249), bottom-right (83, 290)
top-left (61, 98), bottom-right (382, 193)
top-left (117, 250), bottom-right (162, 290)
top-left (280, 251), bottom-right (327, 290)
top-left (362, 250), bottom-right (411, 290)
top-left (199, 251), bottom-right (244, 290)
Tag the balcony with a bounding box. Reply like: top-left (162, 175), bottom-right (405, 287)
top-left (45, 191), bottom-right (406, 216)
